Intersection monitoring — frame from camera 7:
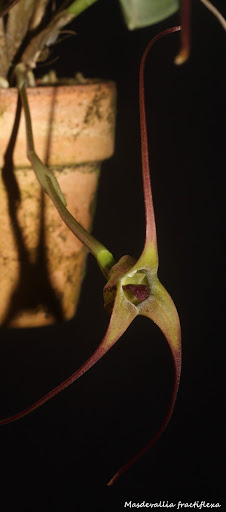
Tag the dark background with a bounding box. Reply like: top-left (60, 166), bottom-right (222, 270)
top-left (0, 1), bottom-right (225, 510)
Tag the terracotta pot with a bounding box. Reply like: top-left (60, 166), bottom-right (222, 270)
top-left (0, 82), bottom-right (116, 327)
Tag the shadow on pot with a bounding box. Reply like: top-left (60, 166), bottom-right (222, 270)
top-left (1, 93), bottom-right (64, 327)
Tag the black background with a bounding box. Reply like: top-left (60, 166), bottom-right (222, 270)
top-left (0, 1), bottom-right (225, 510)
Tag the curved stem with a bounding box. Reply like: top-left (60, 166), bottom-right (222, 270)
top-left (15, 63), bottom-right (115, 278)
top-left (45, 175), bottom-right (115, 278)
top-left (200, 0), bottom-right (226, 30)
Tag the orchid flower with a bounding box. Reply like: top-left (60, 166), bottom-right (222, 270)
top-left (0, 27), bottom-right (183, 485)
top-left (1, 0), bottom-right (225, 486)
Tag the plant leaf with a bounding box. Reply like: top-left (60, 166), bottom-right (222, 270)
top-left (67, 0), bottom-right (99, 17)
top-left (118, 0), bottom-right (179, 30)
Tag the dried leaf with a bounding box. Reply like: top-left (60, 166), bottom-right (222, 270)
top-left (0, 18), bottom-right (8, 77)
top-left (6, 0), bottom-right (36, 62)
top-left (29, 0), bottom-right (50, 30)
top-left (0, 0), bottom-right (20, 17)
top-left (21, 10), bottom-right (73, 68)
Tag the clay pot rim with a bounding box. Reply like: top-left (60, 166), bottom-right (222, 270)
top-left (0, 78), bottom-right (116, 167)
top-left (2, 81), bottom-right (116, 96)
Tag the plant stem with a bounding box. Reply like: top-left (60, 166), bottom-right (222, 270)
top-left (20, 0), bottom-right (99, 69)
top-left (29, 0), bottom-right (51, 31)
top-left (15, 63), bottom-right (115, 278)
top-left (200, 0), bottom-right (226, 30)
top-left (174, 0), bottom-right (191, 65)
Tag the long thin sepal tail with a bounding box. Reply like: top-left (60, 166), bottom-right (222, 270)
top-left (139, 26), bottom-right (181, 256)
top-left (108, 278), bottom-right (181, 486)
top-left (0, 286), bottom-right (137, 426)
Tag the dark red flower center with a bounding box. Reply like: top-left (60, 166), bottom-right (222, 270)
top-left (122, 284), bottom-right (149, 301)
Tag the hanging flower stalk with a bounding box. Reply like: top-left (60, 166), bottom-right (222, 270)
top-left (0, 27), bottom-right (182, 484)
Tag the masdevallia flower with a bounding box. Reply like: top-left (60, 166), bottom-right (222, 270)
top-left (1, 27), bottom-right (181, 485)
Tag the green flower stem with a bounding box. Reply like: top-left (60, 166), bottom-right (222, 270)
top-left (15, 63), bottom-right (115, 278)
top-left (67, 0), bottom-right (99, 17)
